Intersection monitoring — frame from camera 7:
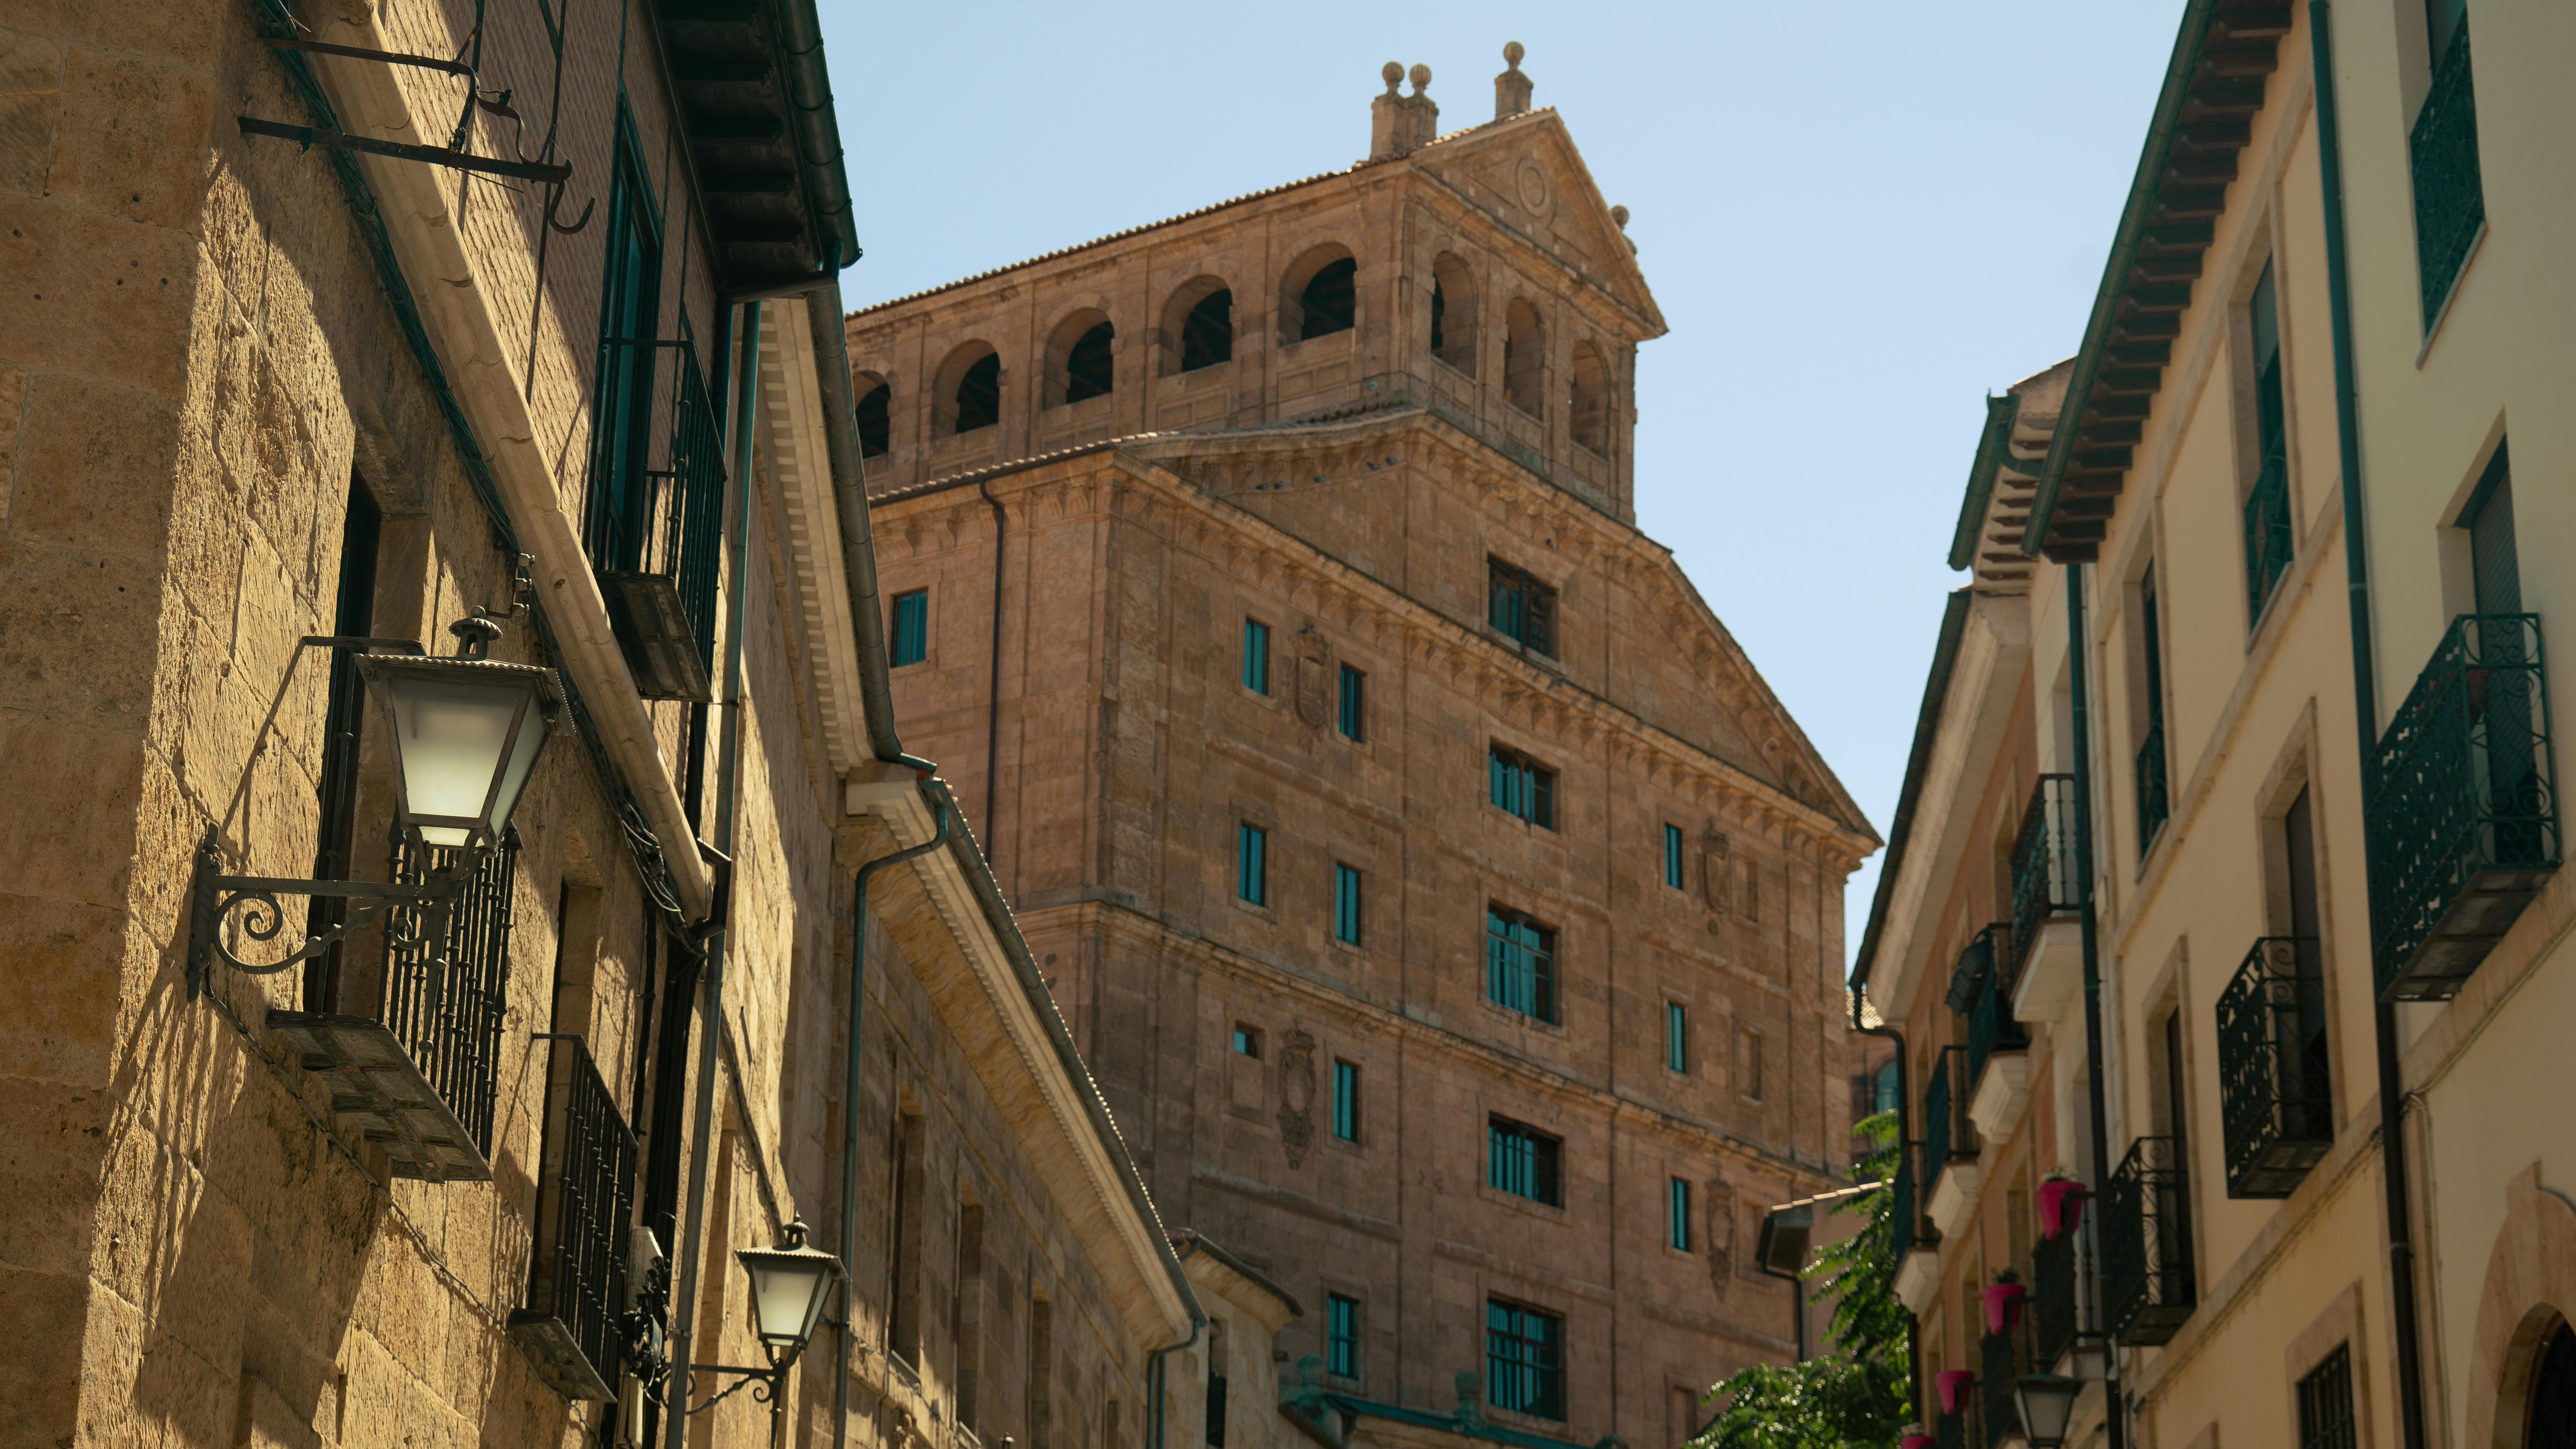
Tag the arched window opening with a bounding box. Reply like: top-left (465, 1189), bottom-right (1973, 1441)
top-left (1567, 341), bottom-right (1613, 454)
top-left (1065, 322), bottom-right (1114, 402)
top-left (954, 354), bottom-right (1001, 433)
top-left (854, 377), bottom-right (891, 459)
top-left (1431, 252), bottom-right (1477, 374)
top-left (1180, 290), bottom-right (1233, 372)
top-left (2530, 1323), bottom-right (2576, 1449)
top-left (1297, 258), bottom-right (1357, 341)
top-left (1503, 299), bottom-right (1543, 416)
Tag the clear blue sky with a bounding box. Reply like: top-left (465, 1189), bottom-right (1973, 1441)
top-left (817, 2), bottom-right (2186, 969)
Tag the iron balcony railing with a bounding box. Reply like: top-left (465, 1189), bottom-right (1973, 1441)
top-left (1893, 1145), bottom-right (1917, 1258)
top-left (1981, 1328), bottom-right (2025, 1449)
top-left (586, 336), bottom-right (729, 702)
top-left (2008, 774), bottom-right (2081, 987)
top-left (1964, 926), bottom-right (2028, 1096)
top-left (2408, 21), bottom-right (2485, 326)
top-left (2243, 445), bottom-right (2293, 620)
top-left (1937, 1409), bottom-right (1967, 1449)
top-left (2033, 1224), bottom-right (2081, 1369)
top-left (1925, 1045), bottom-right (1976, 1194)
top-left (2136, 719), bottom-right (2172, 848)
top-left (2105, 1136), bottom-right (2195, 1345)
top-left (2218, 936), bottom-right (2332, 1198)
top-left (2368, 614), bottom-right (2558, 999)
top-left (384, 829), bottom-right (518, 1157)
top-left (512, 1034), bottom-right (638, 1401)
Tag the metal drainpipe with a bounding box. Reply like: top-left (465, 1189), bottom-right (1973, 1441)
top-left (1147, 1323), bottom-right (1206, 1449)
top-left (665, 301), bottom-right (766, 1449)
top-left (1848, 990), bottom-right (1912, 1408)
top-left (2309, 9), bottom-right (2430, 1447)
top-left (975, 477), bottom-right (1007, 850)
top-left (829, 793), bottom-right (950, 1449)
top-left (2064, 561), bottom-right (2127, 1449)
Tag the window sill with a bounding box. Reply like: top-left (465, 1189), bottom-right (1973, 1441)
top-left (1476, 1181), bottom-right (1567, 1218)
top-left (1480, 998), bottom-right (1566, 1036)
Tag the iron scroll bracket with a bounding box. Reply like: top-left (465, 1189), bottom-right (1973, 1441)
top-left (186, 832), bottom-right (472, 999)
top-left (235, 116), bottom-right (574, 187)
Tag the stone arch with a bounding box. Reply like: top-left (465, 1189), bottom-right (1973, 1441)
top-left (931, 341), bottom-right (1002, 435)
top-left (1567, 340), bottom-right (1613, 454)
top-left (1503, 298), bottom-right (1543, 416)
top-left (2467, 1167), bottom-right (2576, 1447)
top-left (1160, 275), bottom-right (1234, 376)
top-left (1042, 309), bottom-right (1114, 408)
top-left (1278, 243), bottom-right (1357, 344)
top-left (854, 371), bottom-right (892, 458)
top-left (1431, 251), bottom-right (1478, 374)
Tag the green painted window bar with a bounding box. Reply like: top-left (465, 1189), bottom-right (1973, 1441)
top-left (510, 1033), bottom-right (636, 1401)
top-left (2104, 1136), bottom-right (2196, 1346)
top-left (2009, 774), bottom-right (2081, 985)
top-left (586, 337), bottom-right (729, 702)
top-left (2243, 448), bottom-right (2293, 620)
top-left (2408, 15), bottom-right (2485, 327)
top-left (1925, 1045), bottom-right (1976, 1194)
top-left (1981, 1326), bottom-right (2026, 1449)
top-left (2367, 614), bottom-right (2559, 1000)
top-left (1936, 1410), bottom-right (1967, 1449)
top-left (2218, 936), bottom-right (2333, 1198)
top-left (2136, 720), bottom-right (2171, 849)
top-left (1962, 924), bottom-right (2027, 1095)
top-left (2032, 1223), bottom-right (2081, 1369)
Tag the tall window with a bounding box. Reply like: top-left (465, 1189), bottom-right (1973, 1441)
top-left (2524, 1325), bottom-right (2576, 1449)
top-left (2409, 0), bottom-right (2483, 324)
top-left (1064, 321), bottom-right (1115, 403)
top-left (2136, 564), bottom-right (2171, 849)
top-left (1181, 289), bottom-right (1234, 372)
top-left (855, 379), bottom-right (891, 458)
top-left (307, 477), bottom-right (382, 1010)
top-left (2462, 455), bottom-right (2542, 862)
top-left (1298, 258), bottom-right (1357, 340)
top-left (2244, 259), bottom-right (2292, 616)
top-left (1487, 1116), bottom-right (1562, 1205)
top-left (1486, 907), bottom-right (1557, 1022)
top-left (1666, 1002), bottom-right (1688, 1074)
top-left (1668, 1176), bottom-right (1692, 1252)
top-left (1485, 1299), bottom-right (1565, 1419)
top-left (1332, 1059), bottom-right (1361, 1142)
top-left (890, 589), bottom-right (929, 667)
top-left (952, 352), bottom-right (1002, 434)
top-left (2296, 1344), bottom-right (2358, 1449)
top-left (1242, 617), bottom-right (1270, 694)
top-left (1663, 823), bottom-right (1686, 890)
top-left (1326, 1294), bottom-right (1361, 1379)
top-left (1338, 663), bottom-right (1366, 741)
top-left (1236, 824), bottom-right (1267, 907)
top-left (2467, 454), bottom-right (2521, 615)
top-left (1334, 863), bottom-right (1364, 946)
top-left (1489, 744), bottom-right (1556, 828)
top-left (1735, 1027), bottom-right (1763, 1102)
top-left (587, 109), bottom-right (663, 572)
top-left (1488, 558), bottom-right (1556, 656)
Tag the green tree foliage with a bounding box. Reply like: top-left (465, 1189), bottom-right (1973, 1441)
top-left (1689, 1112), bottom-right (1912, 1449)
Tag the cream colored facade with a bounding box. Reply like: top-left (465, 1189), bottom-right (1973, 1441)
top-left (1856, 0), bottom-right (2576, 1446)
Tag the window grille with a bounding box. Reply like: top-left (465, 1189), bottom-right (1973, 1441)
top-left (1487, 1117), bottom-right (1562, 1205)
top-left (512, 1034), bottom-right (636, 1399)
top-left (1327, 1294), bottom-right (1361, 1379)
top-left (1485, 1299), bottom-right (1565, 1419)
top-left (2296, 1345), bottom-right (2358, 1449)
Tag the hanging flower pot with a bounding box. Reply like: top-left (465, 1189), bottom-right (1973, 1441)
top-left (1982, 1280), bottom-right (2029, 1336)
top-left (2038, 1178), bottom-right (2090, 1239)
top-left (1902, 1436), bottom-right (1938, 1449)
top-left (1937, 1369), bottom-right (1978, 1415)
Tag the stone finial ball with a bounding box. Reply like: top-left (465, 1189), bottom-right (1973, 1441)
top-left (1382, 61), bottom-right (1404, 89)
top-left (1611, 205), bottom-right (1630, 228)
top-left (1504, 40), bottom-right (1525, 67)
top-left (1410, 63), bottom-right (1432, 91)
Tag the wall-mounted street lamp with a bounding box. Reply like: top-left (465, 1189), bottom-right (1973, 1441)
top-left (2014, 1373), bottom-right (2081, 1449)
top-left (188, 618), bottom-right (562, 994)
top-left (685, 1218), bottom-right (844, 1416)
top-left (1754, 1202), bottom-right (1815, 1361)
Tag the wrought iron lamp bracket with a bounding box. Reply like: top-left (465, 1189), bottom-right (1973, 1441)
top-left (187, 830), bottom-right (477, 999)
top-left (682, 1350), bottom-right (794, 1416)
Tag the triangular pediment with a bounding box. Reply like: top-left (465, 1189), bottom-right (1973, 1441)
top-left (1408, 111), bottom-right (1667, 337)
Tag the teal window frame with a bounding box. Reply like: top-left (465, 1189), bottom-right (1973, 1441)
top-left (1332, 1059), bottom-right (1360, 1142)
top-left (1485, 907), bottom-right (1557, 1023)
top-left (1338, 662), bottom-right (1365, 741)
top-left (1489, 744), bottom-right (1556, 829)
top-left (2136, 565), bottom-right (2171, 850)
top-left (1488, 558), bottom-right (1556, 656)
top-left (1334, 863), bottom-right (1363, 946)
top-left (1663, 823), bottom-right (1686, 890)
top-left (1486, 1116), bottom-right (1561, 1205)
top-left (890, 589), bottom-right (929, 667)
top-left (586, 102), bottom-right (666, 575)
top-left (1668, 1176), bottom-right (1692, 1252)
top-left (1231, 1024), bottom-right (1260, 1058)
top-left (1236, 823), bottom-right (1267, 906)
top-left (2242, 261), bottom-right (2293, 619)
top-left (1326, 1294), bottom-right (1361, 1379)
top-left (1242, 617), bottom-right (1271, 694)
top-left (1484, 1298), bottom-right (1565, 1420)
top-left (1666, 1002), bottom-right (1688, 1074)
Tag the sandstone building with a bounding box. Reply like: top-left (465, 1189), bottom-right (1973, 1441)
top-left (846, 50), bottom-right (1878, 1444)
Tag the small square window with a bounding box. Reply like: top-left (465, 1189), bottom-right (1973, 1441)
top-left (1243, 617), bottom-right (1271, 695)
top-left (1668, 1176), bottom-right (1692, 1252)
top-left (1236, 823), bottom-right (1268, 906)
top-left (1487, 559), bottom-right (1557, 657)
top-left (1231, 1024), bottom-right (1262, 1059)
top-left (1663, 823), bottom-right (1685, 890)
top-left (1334, 863), bottom-right (1364, 946)
top-left (1666, 1002), bottom-right (1688, 1075)
top-left (890, 589), bottom-right (929, 667)
top-left (1488, 744), bottom-right (1557, 829)
top-left (1332, 1059), bottom-right (1360, 1143)
top-left (1487, 1115), bottom-right (1562, 1206)
top-left (1338, 663), bottom-right (1366, 742)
